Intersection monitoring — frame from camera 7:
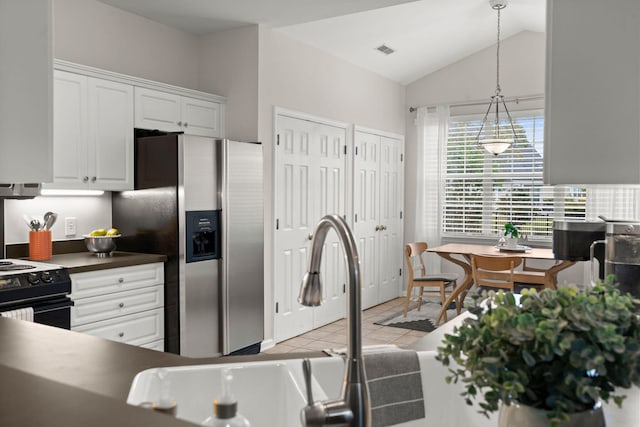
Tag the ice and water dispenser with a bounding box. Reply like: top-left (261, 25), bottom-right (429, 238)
top-left (186, 211), bottom-right (221, 263)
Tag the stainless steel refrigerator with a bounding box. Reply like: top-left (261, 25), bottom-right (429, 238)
top-left (113, 130), bottom-right (264, 357)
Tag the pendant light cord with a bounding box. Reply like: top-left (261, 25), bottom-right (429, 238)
top-left (495, 7), bottom-right (501, 95)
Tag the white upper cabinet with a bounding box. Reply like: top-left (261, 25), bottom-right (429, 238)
top-left (135, 87), bottom-right (221, 138)
top-left (0, 0), bottom-right (53, 183)
top-left (545, 0), bottom-right (640, 185)
top-left (49, 70), bottom-right (134, 191)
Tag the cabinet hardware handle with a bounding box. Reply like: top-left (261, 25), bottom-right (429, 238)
top-left (118, 332), bottom-right (124, 337)
top-left (119, 303), bottom-right (124, 308)
top-left (118, 278), bottom-right (124, 283)
top-left (177, 121), bottom-right (182, 126)
top-left (91, 176), bottom-right (97, 182)
top-left (308, 234), bottom-right (313, 240)
top-left (381, 225), bottom-right (387, 231)
top-left (183, 122), bottom-right (188, 127)
top-left (82, 176), bottom-right (89, 183)
top-left (375, 225), bottom-right (381, 231)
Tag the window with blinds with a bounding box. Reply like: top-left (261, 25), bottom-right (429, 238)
top-left (443, 111), bottom-right (586, 241)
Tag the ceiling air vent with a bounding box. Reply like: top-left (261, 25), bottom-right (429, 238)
top-left (375, 44), bottom-right (395, 55)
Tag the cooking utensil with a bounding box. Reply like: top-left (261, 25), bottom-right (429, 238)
top-left (43, 211), bottom-right (57, 230)
top-left (23, 214), bottom-right (34, 230)
top-left (30, 219), bottom-right (41, 231)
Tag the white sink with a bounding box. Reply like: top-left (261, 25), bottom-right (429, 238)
top-left (127, 359), bottom-right (326, 427)
top-left (127, 351), bottom-right (639, 427)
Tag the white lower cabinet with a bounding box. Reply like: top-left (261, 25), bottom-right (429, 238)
top-left (70, 263), bottom-right (165, 350)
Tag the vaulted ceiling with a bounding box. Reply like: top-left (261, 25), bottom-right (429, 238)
top-left (97, 0), bottom-right (545, 85)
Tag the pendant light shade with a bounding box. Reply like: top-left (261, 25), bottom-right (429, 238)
top-left (477, 0), bottom-right (517, 155)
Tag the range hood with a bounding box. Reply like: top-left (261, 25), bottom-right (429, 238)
top-left (0, 184), bottom-right (41, 199)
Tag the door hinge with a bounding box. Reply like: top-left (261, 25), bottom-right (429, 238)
top-left (276, 218), bottom-right (279, 230)
top-left (355, 213), bottom-right (358, 223)
top-left (344, 145), bottom-right (347, 155)
top-left (343, 284), bottom-right (346, 294)
top-left (399, 268), bottom-right (402, 277)
top-left (277, 134), bottom-right (280, 146)
top-left (355, 146), bottom-right (358, 155)
top-left (400, 153), bottom-right (403, 162)
top-left (275, 302), bottom-right (279, 314)
top-left (400, 211), bottom-right (403, 219)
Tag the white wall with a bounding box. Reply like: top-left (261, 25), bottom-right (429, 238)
top-left (4, 194), bottom-right (112, 244)
top-left (199, 26), bottom-right (260, 142)
top-left (54, 0), bottom-right (200, 90)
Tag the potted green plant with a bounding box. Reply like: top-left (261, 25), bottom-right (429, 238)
top-left (503, 222), bottom-right (520, 246)
top-left (436, 279), bottom-right (640, 427)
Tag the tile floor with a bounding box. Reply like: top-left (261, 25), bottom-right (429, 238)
top-left (264, 297), bottom-right (429, 354)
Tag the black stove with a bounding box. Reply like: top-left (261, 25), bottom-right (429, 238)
top-left (0, 259), bottom-right (72, 329)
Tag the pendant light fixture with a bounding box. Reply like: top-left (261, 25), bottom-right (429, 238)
top-left (477, 0), bottom-right (517, 155)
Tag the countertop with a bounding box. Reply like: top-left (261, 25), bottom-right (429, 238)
top-left (0, 317), bottom-right (323, 425)
top-left (44, 251), bottom-right (168, 274)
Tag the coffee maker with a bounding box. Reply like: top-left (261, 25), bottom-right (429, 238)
top-left (596, 221), bottom-right (640, 298)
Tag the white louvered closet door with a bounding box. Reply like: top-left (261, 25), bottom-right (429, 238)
top-left (274, 113), bottom-right (347, 342)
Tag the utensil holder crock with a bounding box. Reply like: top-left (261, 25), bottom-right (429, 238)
top-left (29, 230), bottom-right (52, 261)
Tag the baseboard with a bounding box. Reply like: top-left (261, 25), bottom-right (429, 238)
top-left (260, 338), bottom-right (275, 352)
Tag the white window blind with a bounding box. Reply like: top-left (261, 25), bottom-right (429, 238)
top-left (442, 111), bottom-right (586, 241)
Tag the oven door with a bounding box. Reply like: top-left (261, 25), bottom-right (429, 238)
top-left (0, 296), bottom-right (73, 330)
top-left (33, 297), bottom-right (73, 330)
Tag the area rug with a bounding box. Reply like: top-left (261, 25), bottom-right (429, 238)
top-left (374, 300), bottom-right (463, 332)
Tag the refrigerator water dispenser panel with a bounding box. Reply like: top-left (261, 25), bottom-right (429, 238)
top-left (186, 210), bottom-right (221, 263)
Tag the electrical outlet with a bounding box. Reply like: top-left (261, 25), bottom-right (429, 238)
top-left (65, 217), bottom-right (77, 236)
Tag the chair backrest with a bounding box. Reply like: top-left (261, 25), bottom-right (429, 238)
top-left (405, 242), bottom-right (429, 280)
top-left (471, 255), bottom-right (523, 292)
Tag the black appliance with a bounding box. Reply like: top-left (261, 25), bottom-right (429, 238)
top-left (0, 260), bottom-right (72, 329)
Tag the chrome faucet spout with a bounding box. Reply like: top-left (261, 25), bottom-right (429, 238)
top-left (298, 214), bottom-right (370, 427)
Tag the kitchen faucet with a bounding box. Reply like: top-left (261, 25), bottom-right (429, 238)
top-left (298, 214), bottom-right (371, 427)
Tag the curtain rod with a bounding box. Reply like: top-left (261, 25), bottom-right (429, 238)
top-left (408, 94), bottom-right (544, 113)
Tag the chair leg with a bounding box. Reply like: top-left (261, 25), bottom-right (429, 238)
top-left (404, 283), bottom-right (413, 317)
top-left (417, 287), bottom-right (424, 311)
top-left (440, 283), bottom-right (448, 323)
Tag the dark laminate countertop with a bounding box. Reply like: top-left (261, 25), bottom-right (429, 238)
top-left (43, 251), bottom-right (168, 273)
top-left (0, 318), bottom-right (323, 425)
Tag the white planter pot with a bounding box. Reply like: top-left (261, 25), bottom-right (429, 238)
top-left (506, 237), bottom-right (519, 247)
top-left (499, 403), bottom-right (605, 427)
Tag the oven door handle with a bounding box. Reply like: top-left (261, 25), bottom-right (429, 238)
top-left (33, 298), bottom-right (74, 315)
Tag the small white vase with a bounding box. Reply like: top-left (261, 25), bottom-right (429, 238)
top-left (498, 403), bottom-right (605, 427)
top-left (506, 237), bottom-right (519, 247)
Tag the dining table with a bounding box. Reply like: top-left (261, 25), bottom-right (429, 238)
top-left (427, 243), bottom-right (575, 325)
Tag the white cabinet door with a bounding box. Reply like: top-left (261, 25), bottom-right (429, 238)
top-left (0, 0), bottom-right (52, 183)
top-left (134, 87), bottom-right (181, 132)
top-left (274, 114), bottom-right (347, 342)
top-left (545, 0), bottom-right (640, 185)
top-left (135, 87), bottom-right (221, 137)
top-left (88, 78), bottom-right (134, 190)
top-left (52, 70), bottom-right (89, 187)
top-left (354, 130), bottom-right (404, 309)
top-left (181, 97), bottom-right (221, 137)
top-left (50, 71), bottom-right (134, 190)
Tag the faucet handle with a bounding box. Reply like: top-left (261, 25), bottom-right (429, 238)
top-left (302, 359), bottom-right (314, 405)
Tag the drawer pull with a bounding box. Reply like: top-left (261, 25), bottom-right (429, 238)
top-left (118, 278), bottom-right (124, 283)
top-left (118, 332), bottom-right (124, 338)
top-left (119, 303), bottom-right (124, 308)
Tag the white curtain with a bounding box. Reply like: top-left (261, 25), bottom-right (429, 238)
top-left (415, 105), bottom-right (450, 273)
top-left (585, 187), bottom-right (640, 221)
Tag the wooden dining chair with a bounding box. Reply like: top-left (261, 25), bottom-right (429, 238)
top-left (471, 254), bottom-right (523, 292)
top-left (404, 242), bottom-right (458, 323)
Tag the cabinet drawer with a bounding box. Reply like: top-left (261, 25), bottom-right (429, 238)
top-left (71, 285), bottom-right (163, 327)
top-left (72, 308), bottom-right (164, 346)
top-left (140, 339), bottom-right (165, 352)
top-left (70, 263), bottom-right (163, 299)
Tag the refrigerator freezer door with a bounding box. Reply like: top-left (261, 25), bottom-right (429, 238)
top-left (182, 258), bottom-right (219, 357)
top-left (219, 140), bottom-right (264, 354)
